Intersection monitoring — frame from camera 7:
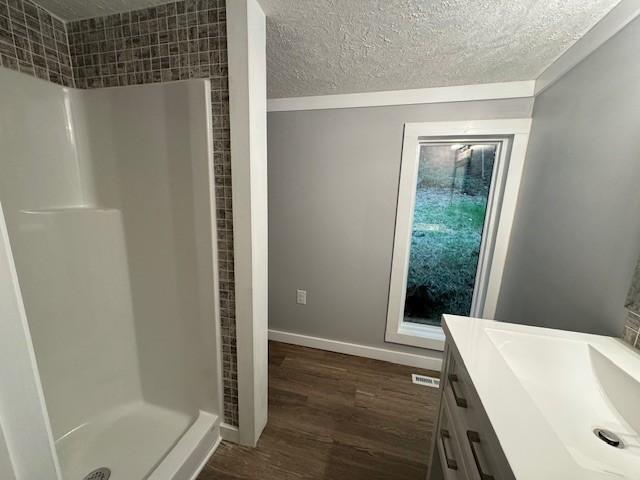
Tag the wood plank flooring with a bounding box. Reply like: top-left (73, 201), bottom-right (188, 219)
top-left (198, 341), bottom-right (440, 480)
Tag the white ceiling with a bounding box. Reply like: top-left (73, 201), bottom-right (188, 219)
top-left (35, 0), bottom-right (621, 99)
top-left (260, 0), bottom-right (621, 98)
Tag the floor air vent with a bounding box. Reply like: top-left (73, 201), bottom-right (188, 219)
top-left (412, 374), bottom-right (440, 388)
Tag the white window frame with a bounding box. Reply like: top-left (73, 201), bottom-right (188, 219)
top-left (385, 119), bottom-right (532, 351)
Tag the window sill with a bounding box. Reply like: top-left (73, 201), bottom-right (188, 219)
top-left (386, 321), bottom-right (446, 351)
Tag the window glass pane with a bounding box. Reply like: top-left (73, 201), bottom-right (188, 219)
top-left (404, 143), bottom-right (497, 326)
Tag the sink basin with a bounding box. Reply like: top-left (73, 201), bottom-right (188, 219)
top-left (486, 328), bottom-right (640, 478)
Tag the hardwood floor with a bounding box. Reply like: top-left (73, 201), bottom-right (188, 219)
top-left (198, 341), bottom-right (440, 480)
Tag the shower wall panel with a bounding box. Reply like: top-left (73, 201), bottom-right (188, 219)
top-left (0, 66), bottom-right (220, 477)
top-left (14, 208), bottom-right (142, 438)
top-left (0, 68), bottom-right (88, 220)
top-left (68, 0), bottom-right (239, 425)
top-left (74, 81), bottom-right (221, 418)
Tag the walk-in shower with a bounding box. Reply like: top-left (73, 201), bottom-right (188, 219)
top-left (0, 67), bottom-right (223, 479)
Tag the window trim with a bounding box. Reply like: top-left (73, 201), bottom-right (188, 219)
top-left (385, 119), bottom-right (532, 351)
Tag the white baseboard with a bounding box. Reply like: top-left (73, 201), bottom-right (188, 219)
top-left (220, 423), bottom-right (239, 443)
top-left (268, 329), bottom-right (442, 371)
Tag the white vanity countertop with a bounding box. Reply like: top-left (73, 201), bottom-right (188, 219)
top-left (442, 315), bottom-right (640, 480)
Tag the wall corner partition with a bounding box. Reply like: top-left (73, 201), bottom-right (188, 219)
top-left (227, 0), bottom-right (269, 447)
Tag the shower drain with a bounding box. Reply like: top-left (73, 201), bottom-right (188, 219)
top-left (594, 428), bottom-right (624, 448)
top-left (83, 467), bottom-right (111, 480)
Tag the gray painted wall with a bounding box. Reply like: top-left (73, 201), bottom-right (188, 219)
top-left (496, 17), bottom-right (640, 336)
top-left (268, 98), bottom-right (533, 355)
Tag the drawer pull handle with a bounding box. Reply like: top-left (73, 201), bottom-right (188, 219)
top-left (467, 430), bottom-right (495, 480)
top-left (448, 373), bottom-right (468, 408)
top-left (439, 429), bottom-right (458, 471)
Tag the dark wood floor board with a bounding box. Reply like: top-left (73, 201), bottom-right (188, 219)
top-left (199, 341), bottom-right (439, 480)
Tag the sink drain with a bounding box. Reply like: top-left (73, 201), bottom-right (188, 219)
top-left (594, 428), bottom-right (623, 448)
top-left (83, 467), bottom-right (111, 480)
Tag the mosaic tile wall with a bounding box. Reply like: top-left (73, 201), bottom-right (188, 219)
top-left (623, 310), bottom-right (640, 350)
top-left (624, 258), bottom-right (640, 351)
top-left (0, 0), bottom-right (73, 86)
top-left (1, 0), bottom-right (238, 426)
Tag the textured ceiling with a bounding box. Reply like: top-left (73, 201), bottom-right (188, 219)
top-left (260, 0), bottom-right (621, 98)
top-left (35, 0), bottom-right (621, 98)
top-left (33, 0), bottom-right (170, 21)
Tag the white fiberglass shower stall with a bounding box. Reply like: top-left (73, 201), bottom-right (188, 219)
top-left (0, 67), bottom-right (223, 479)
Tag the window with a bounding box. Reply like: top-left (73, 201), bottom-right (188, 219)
top-left (405, 142), bottom-right (498, 326)
top-left (386, 120), bottom-right (532, 350)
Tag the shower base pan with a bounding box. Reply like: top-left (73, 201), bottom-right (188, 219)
top-left (56, 402), bottom-right (220, 480)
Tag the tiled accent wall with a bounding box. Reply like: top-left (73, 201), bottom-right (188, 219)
top-left (624, 259), bottom-right (640, 351)
top-left (0, 0), bottom-right (238, 426)
top-left (67, 0), bottom-right (238, 426)
top-left (66, 0), bottom-right (237, 425)
top-left (623, 310), bottom-right (640, 350)
top-left (1, 0), bottom-right (238, 426)
top-left (1, 0), bottom-right (238, 425)
top-left (67, 1), bottom-right (226, 89)
top-left (0, 0), bottom-right (73, 86)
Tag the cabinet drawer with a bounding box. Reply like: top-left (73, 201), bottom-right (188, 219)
top-left (444, 348), bottom-right (515, 480)
top-left (444, 350), bottom-right (483, 432)
top-left (438, 400), bottom-right (469, 480)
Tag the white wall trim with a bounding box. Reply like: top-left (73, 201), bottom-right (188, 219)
top-left (385, 119), bottom-right (532, 351)
top-left (202, 78), bottom-right (227, 441)
top-left (220, 423), bottom-right (240, 444)
top-left (227, 0), bottom-right (268, 447)
top-left (268, 329), bottom-right (442, 371)
top-left (267, 81), bottom-right (535, 112)
top-left (535, 0), bottom-right (640, 95)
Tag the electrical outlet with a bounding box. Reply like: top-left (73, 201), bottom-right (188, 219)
top-left (296, 289), bottom-right (307, 305)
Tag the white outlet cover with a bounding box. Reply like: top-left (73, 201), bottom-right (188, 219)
top-left (296, 289), bottom-right (307, 305)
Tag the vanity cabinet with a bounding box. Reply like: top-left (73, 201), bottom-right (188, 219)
top-left (429, 315), bottom-right (639, 479)
top-left (428, 342), bottom-right (515, 480)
